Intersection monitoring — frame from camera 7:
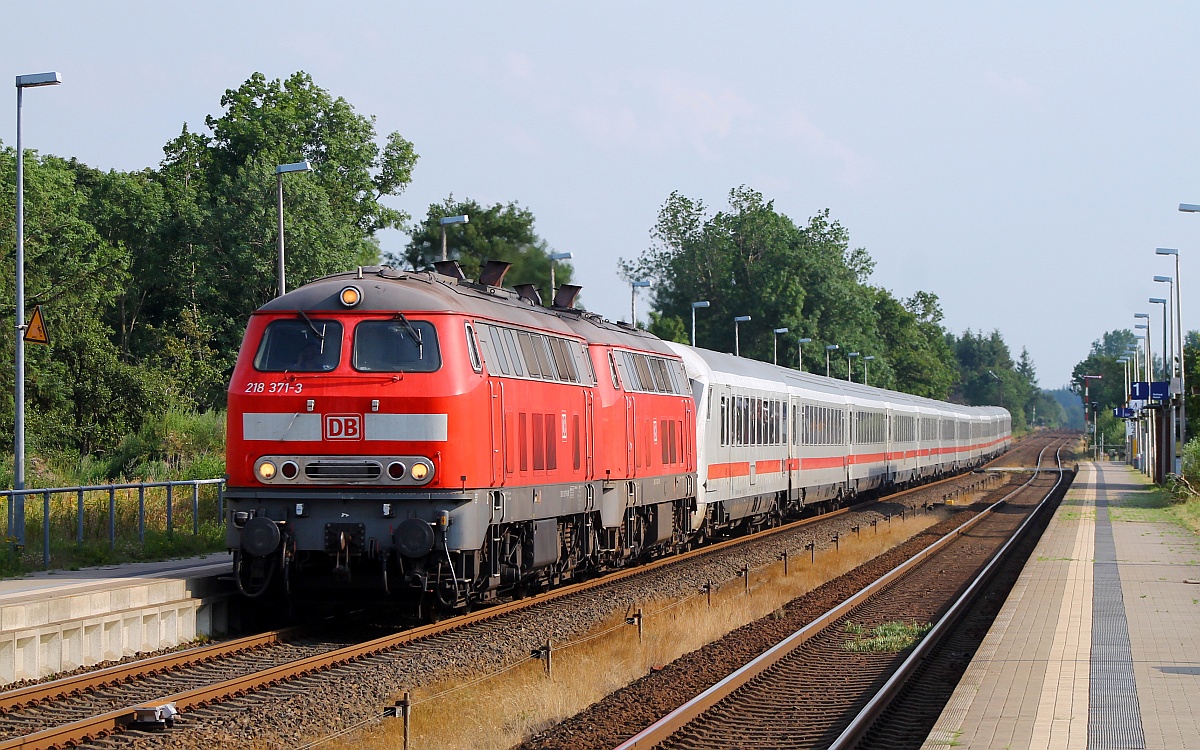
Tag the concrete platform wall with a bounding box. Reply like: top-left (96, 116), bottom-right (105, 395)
top-left (0, 574), bottom-right (230, 684)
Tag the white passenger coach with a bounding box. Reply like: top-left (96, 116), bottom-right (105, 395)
top-left (667, 344), bottom-right (1011, 535)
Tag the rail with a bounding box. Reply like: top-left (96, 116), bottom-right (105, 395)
top-left (614, 437), bottom-right (1069, 750)
top-left (0, 478), bottom-right (225, 568)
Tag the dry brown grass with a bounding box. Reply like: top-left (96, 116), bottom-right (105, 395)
top-left (317, 511), bottom-right (945, 750)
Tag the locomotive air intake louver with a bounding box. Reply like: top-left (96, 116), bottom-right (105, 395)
top-left (304, 460), bottom-right (383, 481)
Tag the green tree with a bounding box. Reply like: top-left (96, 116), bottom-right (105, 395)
top-left (625, 188), bottom-right (880, 375)
top-left (402, 197), bottom-right (571, 304)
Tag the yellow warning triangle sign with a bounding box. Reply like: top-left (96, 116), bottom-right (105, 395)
top-left (24, 306), bottom-right (49, 346)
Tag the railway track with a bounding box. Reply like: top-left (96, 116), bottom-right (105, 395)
top-left (610, 436), bottom-right (1071, 750)
top-left (0, 437), bottom-right (1054, 749)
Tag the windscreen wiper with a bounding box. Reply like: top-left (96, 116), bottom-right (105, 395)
top-left (297, 310), bottom-right (327, 354)
top-left (392, 311), bottom-right (424, 357)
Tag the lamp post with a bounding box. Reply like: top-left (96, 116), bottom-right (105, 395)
top-left (1117, 357), bottom-right (1131, 462)
top-left (825, 344), bottom-right (839, 378)
top-left (1161, 241), bottom-right (1185, 447)
top-left (734, 316), bottom-right (751, 356)
top-left (988, 370), bottom-right (1004, 408)
top-left (630, 280), bottom-right (651, 327)
top-left (1082, 374), bottom-right (1102, 460)
top-left (773, 328), bottom-right (789, 366)
top-left (863, 355), bottom-right (875, 386)
top-left (439, 214), bottom-right (470, 262)
top-left (275, 160), bottom-right (313, 297)
top-left (847, 352), bottom-right (859, 382)
top-left (1153, 276), bottom-right (1175, 375)
top-left (796, 338), bottom-right (811, 371)
top-left (691, 301), bottom-right (710, 347)
top-left (548, 251), bottom-right (572, 299)
top-left (13, 71), bottom-right (61, 547)
top-left (1135, 316), bottom-right (1152, 381)
top-left (1150, 297), bottom-right (1169, 383)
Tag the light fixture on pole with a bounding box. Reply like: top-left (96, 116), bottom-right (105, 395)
top-left (439, 214), bottom-right (470, 262)
top-left (988, 370), bottom-right (1004, 408)
top-left (548, 251), bottom-right (572, 298)
top-left (1082, 374), bottom-right (1102, 459)
top-left (847, 352), bottom-right (859, 382)
top-left (13, 70), bottom-right (61, 547)
top-left (1161, 242), bottom-right (1186, 446)
top-left (1116, 358), bottom-right (1131, 462)
top-left (863, 355), bottom-right (875, 386)
top-left (691, 301), bottom-right (710, 347)
top-left (773, 328), bottom-right (788, 366)
top-left (630, 280), bottom-right (651, 327)
top-left (1150, 297), bottom-right (1169, 384)
top-left (275, 160), bottom-right (313, 298)
top-left (1134, 316), bottom-right (1152, 381)
top-left (796, 338), bottom-right (811, 372)
top-left (825, 344), bottom-right (839, 378)
top-left (1153, 276), bottom-right (1175, 377)
top-left (734, 316), bottom-right (752, 357)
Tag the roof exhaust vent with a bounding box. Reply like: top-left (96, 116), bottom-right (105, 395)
top-left (433, 260), bottom-right (466, 280)
top-left (514, 284), bottom-right (543, 307)
top-left (553, 284), bottom-right (582, 309)
top-left (479, 260), bottom-right (512, 288)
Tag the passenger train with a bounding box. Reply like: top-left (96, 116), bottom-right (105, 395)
top-left (224, 262), bottom-right (1010, 611)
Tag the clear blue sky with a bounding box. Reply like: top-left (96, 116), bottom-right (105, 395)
top-left (3, 2), bottom-right (1198, 388)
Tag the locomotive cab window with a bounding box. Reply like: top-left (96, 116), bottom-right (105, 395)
top-left (254, 319), bottom-right (343, 372)
top-left (352, 320), bottom-right (440, 372)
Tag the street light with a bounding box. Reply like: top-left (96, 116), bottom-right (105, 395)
top-left (796, 338), bottom-right (812, 372)
top-left (734, 315), bottom-right (752, 357)
top-left (439, 214), bottom-right (470, 262)
top-left (548, 251), bottom-right (572, 298)
top-left (1153, 276), bottom-right (1175, 378)
top-left (863, 355), bottom-right (875, 386)
top-left (691, 301), bottom-right (710, 347)
top-left (275, 160), bottom-right (313, 297)
top-left (1161, 243), bottom-right (1186, 446)
top-left (1150, 297), bottom-right (1169, 383)
top-left (1083, 374), bottom-right (1102, 459)
top-left (1134, 315), bottom-right (1152, 381)
top-left (825, 344), bottom-right (839, 378)
top-left (13, 70), bottom-right (61, 547)
top-left (773, 327), bottom-right (789, 366)
top-left (630, 280), bottom-right (651, 327)
top-left (847, 352), bottom-right (860, 382)
top-left (988, 370), bottom-right (1004, 408)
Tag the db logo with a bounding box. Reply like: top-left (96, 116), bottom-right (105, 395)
top-left (324, 414), bottom-right (363, 440)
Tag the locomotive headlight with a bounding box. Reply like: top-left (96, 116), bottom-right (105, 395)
top-left (257, 461), bottom-right (277, 481)
top-left (339, 285), bottom-right (362, 307)
top-left (410, 461), bottom-right (430, 481)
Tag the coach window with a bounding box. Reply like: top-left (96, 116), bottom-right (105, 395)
top-left (351, 320), bottom-right (441, 373)
top-left (608, 352), bottom-right (621, 389)
top-left (255, 319), bottom-right (344, 372)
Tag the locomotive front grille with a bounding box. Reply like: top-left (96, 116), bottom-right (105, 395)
top-left (304, 460), bottom-right (383, 481)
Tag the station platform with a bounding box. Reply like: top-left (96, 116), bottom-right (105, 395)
top-left (0, 553), bottom-right (233, 685)
top-left (924, 461), bottom-right (1200, 749)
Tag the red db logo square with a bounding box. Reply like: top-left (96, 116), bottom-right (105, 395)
top-left (324, 414), bottom-right (363, 440)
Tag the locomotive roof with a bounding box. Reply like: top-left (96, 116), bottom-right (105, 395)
top-left (668, 343), bottom-right (1009, 421)
top-left (256, 266), bottom-right (678, 357)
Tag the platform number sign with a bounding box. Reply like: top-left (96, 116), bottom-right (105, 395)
top-left (1130, 382), bottom-right (1150, 401)
top-left (324, 414), bottom-right (363, 440)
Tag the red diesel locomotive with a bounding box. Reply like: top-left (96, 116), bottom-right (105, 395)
top-left (225, 262), bottom-right (695, 611)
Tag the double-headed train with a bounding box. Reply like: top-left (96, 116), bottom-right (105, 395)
top-left (225, 262), bottom-right (1010, 611)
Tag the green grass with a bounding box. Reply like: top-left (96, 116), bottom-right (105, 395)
top-left (842, 620), bottom-right (932, 653)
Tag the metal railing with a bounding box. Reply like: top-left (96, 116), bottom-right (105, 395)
top-left (1, 478), bottom-right (225, 569)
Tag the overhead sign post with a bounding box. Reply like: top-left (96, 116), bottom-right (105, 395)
top-left (23, 306), bottom-right (48, 346)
